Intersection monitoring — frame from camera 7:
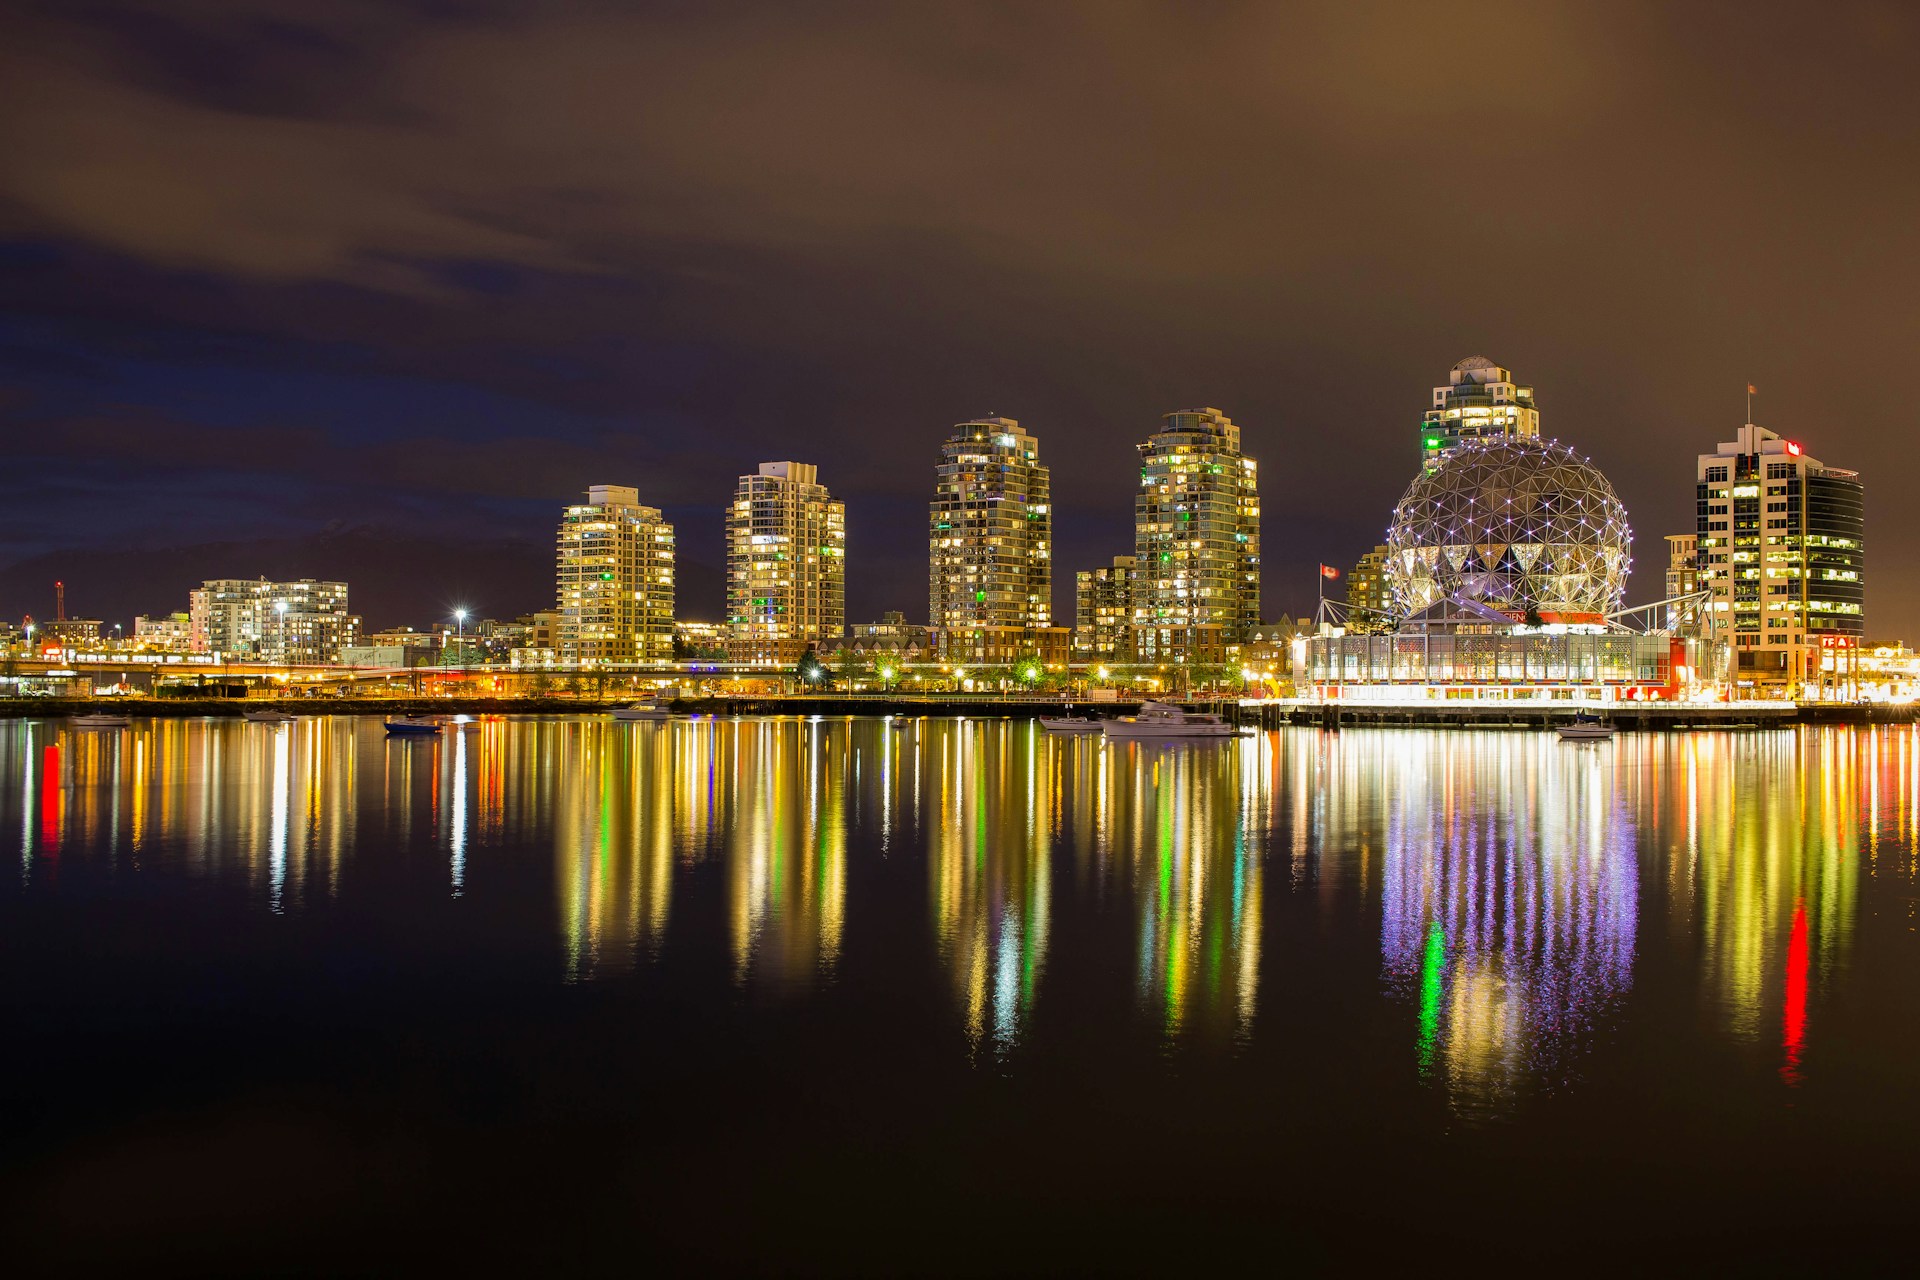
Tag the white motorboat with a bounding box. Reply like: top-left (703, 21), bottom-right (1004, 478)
top-left (1039, 715), bottom-right (1103, 734)
top-left (1557, 713), bottom-right (1615, 741)
top-left (71, 712), bottom-right (133, 728)
top-left (1101, 702), bottom-right (1237, 740)
top-left (384, 716), bottom-right (443, 736)
top-left (242, 709), bottom-right (297, 724)
top-left (612, 702), bottom-right (672, 722)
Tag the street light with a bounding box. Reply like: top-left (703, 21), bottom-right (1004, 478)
top-left (454, 608), bottom-right (469, 672)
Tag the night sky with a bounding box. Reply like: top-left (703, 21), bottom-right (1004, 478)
top-left (3, 1), bottom-right (1915, 636)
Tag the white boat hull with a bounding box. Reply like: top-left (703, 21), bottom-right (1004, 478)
top-left (1557, 725), bottom-right (1615, 741)
top-left (1040, 718), bottom-right (1103, 733)
top-left (71, 715), bottom-right (132, 728)
top-left (243, 711), bottom-right (296, 723)
top-left (612, 707), bottom-right (671, 721)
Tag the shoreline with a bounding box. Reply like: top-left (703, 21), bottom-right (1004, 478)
top-left (3, 695), bottom-right (1913, 727)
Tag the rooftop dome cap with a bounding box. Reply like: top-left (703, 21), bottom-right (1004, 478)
top-left (1452, 355), bottom-right (1499, 371)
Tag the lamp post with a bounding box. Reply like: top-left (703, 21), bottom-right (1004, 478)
top-left (454, 609), bottom-right (469, 673)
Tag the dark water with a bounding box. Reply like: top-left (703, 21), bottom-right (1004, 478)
top-left (5, 715), bottom-right (1919, 1271)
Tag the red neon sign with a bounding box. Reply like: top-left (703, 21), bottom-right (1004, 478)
top-left (1785, 441), bottom-right (1802, 456)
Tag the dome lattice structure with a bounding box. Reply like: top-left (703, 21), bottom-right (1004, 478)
top-left (1385, 437), bottom-right (1631, 618)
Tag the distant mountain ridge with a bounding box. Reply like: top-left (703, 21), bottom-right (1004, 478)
top-left (0, 525), bottom-right (723, 632)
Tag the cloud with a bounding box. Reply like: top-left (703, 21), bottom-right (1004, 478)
top-left (3, 1), bottom-right (1920, 632)
top-left (0, 2), bottom-right (1630, 288)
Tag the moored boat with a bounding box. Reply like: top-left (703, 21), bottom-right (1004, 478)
top-left (1101, 702), bottom-right (1237, 740)
top-left (384, 716), bottom-right (442, 735)
top-left (71, 712), bottom-right (133, 728)
top-left (612, 702), bottom-right (671, 721)
top-left (1039, 715), bottom-right (1103, 733)
top-left (242, 709), bottom-right (297, 724)
top-left (1556, 713), bottom-right (1615, 741)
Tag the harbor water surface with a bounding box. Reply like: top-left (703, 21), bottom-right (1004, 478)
top-left (5, 716), bottom-right (1918, 1270)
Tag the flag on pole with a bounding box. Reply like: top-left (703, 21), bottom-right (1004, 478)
top-left (1320, 564), bottom-right (1340, 580)
top-left (1748, 383), bottom-right (1757, 395)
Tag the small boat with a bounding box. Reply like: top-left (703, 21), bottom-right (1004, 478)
top-left (889, 718), bottom-right (911, 730)
top-left (242, 709), bottom-right (296, 724)
top-left (1102, 702), bottom-right (1237, 740)
top-left (384, 716), bottom-right (442, 735)
top-left (1557, 713), bottom-right (1614, 741)
top-left (1039, 715), bottom-right (1103, 734)
top-left (71, 712), bottom-right (133, 728)
top-left (611, 702), bottom-right (671, 721)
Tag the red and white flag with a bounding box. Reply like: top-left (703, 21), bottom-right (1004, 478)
top-left (1320, 564), bottom-right (1340, 580)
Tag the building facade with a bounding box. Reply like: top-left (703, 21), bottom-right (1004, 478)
top-left (1133, 408), bottom-right (1260, 663)
top-left (556, 485), bottom-right (676, 665)
top-left (1421, 356), bottom-right (1540, 467)
top-left (726, 462), bottom-right (846, 666)
top-left (843, 612), bottom-right (934, 667)
top-left (1663, 533), bottom-right (1700, 631)
top-left (1695, 424), bottom-right (1864, 694)
top-left (1073, 555), bottom-right (1139, 660)
top-left (187, 578), bottom-right (358, 662)
top-left (673, 621), bottom-right (729, 660)
top-left (1345, 544), bottom-right (1393, 632)
top-left (929, 418), bottom-right (1052, 660)
top-left (133, 612), bottom-right (195, 652)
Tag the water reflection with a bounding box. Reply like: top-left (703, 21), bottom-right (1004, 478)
top-left (1094, 738), bottom-right (1270, 1045)
top-left (5, 716), bottom-right (1919, 1109)
top-left (547, 719), bottom-right (696, 981)
top-left (1362, 736), bottom-right (1640, 1114)
top-left (1664, 731), bottom-right (1862, 1084)
top-left (927, 723), bottom-right (1054, 1056)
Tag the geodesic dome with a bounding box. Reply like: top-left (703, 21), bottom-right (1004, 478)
top-left (1385, 437), bottom-right (1631, 618)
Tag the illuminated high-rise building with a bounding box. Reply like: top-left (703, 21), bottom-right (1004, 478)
top-left (1695, 424), bottom-right (1864, 695)
top-left (727, 462), bottom-right (845, 666)
top-left (556, 485), bottom-right (676, 665)
top-left (929, 417), bottom-right (1053, 660)
top-left (1073, 555), bottom-right (1139, 661)
top-left (1421, 356), bottom-right (1540, 466)
top-left (1133, 408), bottom-right (1260, 662)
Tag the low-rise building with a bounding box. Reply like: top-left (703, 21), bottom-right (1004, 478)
top-left (674, 620), bottom-right (729, 660)
top-left (40, 618), bottom-right (104, 647)
top-left (844, 611), bottom-right (932, 662)
top-left (935, 624), bottom-right (1070, 671)
top-left (134, 612), bottom-right (194, 652)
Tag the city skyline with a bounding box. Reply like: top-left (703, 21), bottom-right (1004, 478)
top-left (0, 386), bottom-right (1880, 651)
top-left (4, 5), bottom-right (1917, 638)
